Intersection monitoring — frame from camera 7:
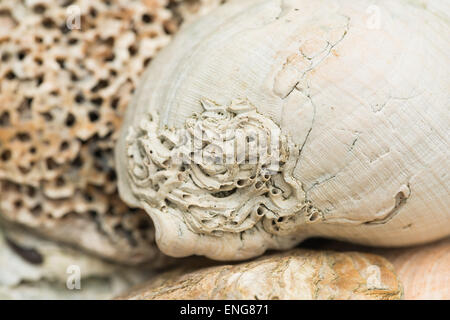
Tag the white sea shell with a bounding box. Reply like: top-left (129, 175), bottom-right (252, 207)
top-left (116, 0), bottom-right (450, 260)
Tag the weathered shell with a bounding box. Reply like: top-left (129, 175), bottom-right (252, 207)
top-left (116, 0), bottom-right (450, 260)
top-left (0, 223), bottom-right (154, 299)
top-left (117, 248), bottom-right (403, 300)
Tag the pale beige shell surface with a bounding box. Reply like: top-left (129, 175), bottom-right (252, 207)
top-left (116, 0), bottom-right (450, 260)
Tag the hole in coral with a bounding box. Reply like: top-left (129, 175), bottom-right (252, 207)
top-left (104, 53), bottom-right (115, 62)
top-left (142, 14), bottom-right (153, 23)
top-left (143, 57), bottom-right (152, 67)
top-left (14, 199), bottom-right (23, 208)
top-left (107, 170), bottom-right (117, 182)
top-left (68, 38), bottom-right (78, 45)
top-left (88, 110), bottom-right (100, 122)
top-left (6, 71), bottom-right (16, 80)
top-left (31, 205), bottom-right (42, 216)
top-left (0, 111), bottom-right (11, 126)
top-left (46, 158), bottom-right (59, 170)
top-left (16, 132), bottom-right (31, 142)
top-left (19, 165), bottom-right (32, 174)
top-left (1, 150), bottom-right (12, 161)
top-left (33, 4), bottom-right (47, 14)
top-left (89, 8), bottom-right (98, 18)
top-left (59, 23), bottom-right (71, 34)
top-left (72, 155), bottom-right (83, 168)
top-left (91, 97), bottom-right (103, 106)
top-left (1, 52), bottom-right (11, 62)
top-left (65, 113), bottom-right (76, 127)
top-left (75, 92), bottom-right (84, 103)
top-left (88, 210), bottom-right (97, 218)
top-left (70, 72), bottom-right (79, 81)
top-left (110, 97), bottom-right (120, 110)
top-left (83, 193), bottom-right (93, 202)
top-left (26, 186), bottom-right (36, 197)
top-left (128, 45), bottom-right (138, 56)
top-left (36, 74), bottom-right (44, 86)
top-left (41, 111), bottom-right (53, 122)
top-left (91, 79), bottom-right (109, 93)
top-left (17, 50), bottom-right (27, 60)
top-left (56, 177), bottom-right (65, 186)
top-left (42, 17), bottom-right (55, 29)
top-left (56, 57), bottom-right (66, 69)
top-left (92, 148), bottom-right (103, 159)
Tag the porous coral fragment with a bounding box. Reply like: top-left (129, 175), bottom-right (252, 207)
top-left (0, 0), bottom-right (181, 264)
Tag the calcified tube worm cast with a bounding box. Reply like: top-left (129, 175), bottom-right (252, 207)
top-left (116, 0), bottom-right (450, 260)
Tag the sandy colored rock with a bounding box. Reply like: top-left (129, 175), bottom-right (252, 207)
top-left (117, 249), bottom-right (403, 300)
top-left (0, 223), bottom-right (155, 299)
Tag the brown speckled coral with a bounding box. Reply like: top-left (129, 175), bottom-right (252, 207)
top-left (117, 249), bottom-right (403, 300)
top-left (0, 0), bottom-right (185, 265)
